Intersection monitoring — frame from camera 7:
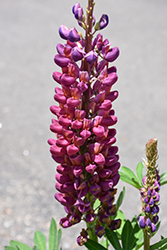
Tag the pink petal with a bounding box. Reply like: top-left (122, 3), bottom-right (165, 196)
top-left (67, 144), bottom-right (79, 156)
top-left (92, 125), bottom-right (105, 137)
top-left (50, 145), bottom-right (65, 157)
top-left (92, 153), bottom-right (105, 165)
top-left (80, 129), bottom-right (91, 139)
top-left (61, 73), bottom-right (76, 86)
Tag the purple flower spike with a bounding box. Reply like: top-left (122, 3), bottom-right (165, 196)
top-left (59, 25), bottom-right (70, 40)
top-left (49, 3), bottom-right (121, 244)
top-left (104, 47), bottom-right (120, 62)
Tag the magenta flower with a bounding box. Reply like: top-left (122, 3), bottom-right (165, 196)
top-left (49, 0), bottom-right (121, 245)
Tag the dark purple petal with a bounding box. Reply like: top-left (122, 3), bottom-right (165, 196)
top-left (85, 213), bottom-right (96, 223)
top-left (151, 223), bottom-right (157, 233)
top-left (89, 184), bottom-right (101, 196)
top-left (55, 193), bottom-right (75, 206)
top-left (69, 28), bottom-right (80, 42)
top-left (104, 47), bottom-right (119, 62)
top-left (100, 179), bottom-right (113, 191)
top-left (75, 8), bottom-right (84, 22)
top-left (55, 173), bottom-right (71, 184)
top-left (95, 226), bottom-right (105, 238)
top-left (72, 3), bottom-right (81, 15)
top-left (60, 217), bottom-right (72, 228)
top-left (99, 14), bottom-right (109, 30)
top-left (72, 47), bottom-right (84, 61)
top-left (59, 25), bottom-right (70, 40)
top-left (145, 204), bottom-right (150, 213)
top-left (101, 115), bottom-right (117, 126)
top-left (138, 216), bottom-right (146, 229)
top-left (85, 51), bottom-right (98, 65)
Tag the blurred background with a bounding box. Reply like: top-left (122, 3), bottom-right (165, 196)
top-left (0, 0), bottom-right (167, 249)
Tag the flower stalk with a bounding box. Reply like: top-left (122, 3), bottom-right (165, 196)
top-left (138, 138), bottom-right (160, 250)
top-left (48, 0), bottom-right (121, 245)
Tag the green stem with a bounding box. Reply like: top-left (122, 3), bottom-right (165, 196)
top-left (144, 230), bottom-right (150, 250)
top-left (86, 222), bottom-right (98, 242)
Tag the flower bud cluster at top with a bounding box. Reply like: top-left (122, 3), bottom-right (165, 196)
top-left (138, 138), bottom-right (160, 234)
top-left (48, 1), bottom-right (121, 245)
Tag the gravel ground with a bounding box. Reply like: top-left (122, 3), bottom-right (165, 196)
top-left (0, 0), bottom-right (167, 249)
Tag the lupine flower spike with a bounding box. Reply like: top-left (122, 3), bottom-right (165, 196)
top-left (48, 0), bottom-right (121, 245)
top-left (138, 138), bottom-right (160, 249)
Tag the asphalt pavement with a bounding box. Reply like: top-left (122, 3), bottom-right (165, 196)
top-left (0, 0), bottom-right (167, 249)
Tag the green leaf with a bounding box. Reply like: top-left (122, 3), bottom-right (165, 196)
top-left (34, 231), bottom-right (47, 250)
top-left (160, 180), bottom-right (167, 186)
top-left (160, 171), bottom-right (167, 181)
top-left (10, 241), bottom-right (32, 250)
top-left (119, 171), bottom-right (140, 189)
top-left (32, 247), bottom-right (39, 250)
top-left (121, 220), bottom-right (137, 250)
top-left (55, 229), bottom-right (62, 250)
top-left (94, 198), bottom-right (101, 210)
top-left (84, 239), bottom-right (107, 250)
top-left (5, 247), bottom-right (17, 250)
top-left (150, 237), bottom-right (167, 250)
top-left (105, 228), bottom-right (122, 250)
top-left (121, 167), bottom-right (139, 183)
top-left (136, 162), bottom-right (144, 186)
top-left (116, 187), bottom-right (125, 211)
top-left (49, 218), bottom-right (57, 250)
top-left (114, 210), bottom-right (126, 237)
